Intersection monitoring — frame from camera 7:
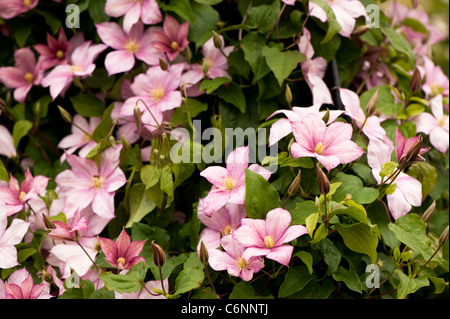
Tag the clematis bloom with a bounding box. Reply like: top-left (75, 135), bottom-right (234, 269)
top-left (208, 235), bottom-right (264, 282)
top-left (290, 113), bottom-right (364, 171)
top-left (0, 47), bottom-right (44, 103)
top-left (0, 202), bottom-right (30, 269)
top-left (34, 28), bottom-right (72, 71)
top-left (395, 128), bottom-right (429, 165)
top-left (0, 125), bottom-right (17, 159)
top-left (1, 268), bottom-right (52, 299)
top-left (55, 145), bottom-right (127, 219)
top-left (104, 0), bottom-right (162, 32)
top-left (0, 168), bottom-right (49, 216)
top-left (48, 211), bottom-right (88, 242)
top-left (98, 228), bottom-right (146, 270)
top-left (234, 208), bottom-right (308, 267)
top-left (152, 15), bottom-right (189, 61)
top-left (96, 21), bottom-right (163, 75)
top-left (200, 146), bottom-right (272, 217)
top-left (0, 0), bottom-right (39, 20)
top-left (414, 95), bottom-right (449, 153)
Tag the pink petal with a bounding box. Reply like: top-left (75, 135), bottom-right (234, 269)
top-left (265, 245), bottom-right (294, 267)
top-left (92, 189), bottom-right (116, 219)
top-left (140, 0), bottom-right (162, 25)
top-left (429, 126), bottom-right (449, 153)
top-left (269, 118), bottom-right (293, 146)
top-left (105, 50), bottom-right (135, 75)
top-left (226, 146), bottom-right (249, 178)
top-left (123, 3), bottom-right (141, 32)
top-left (200, 166), bottom-right (228, 188)
top-left (116, 228), bottom-right (131, 257)
top-left (264, 208), bottom-right (292, 242)
top-left (95, 22), bottom-right (127, 49)
top-left (201, 188), bottom-right (230, 217)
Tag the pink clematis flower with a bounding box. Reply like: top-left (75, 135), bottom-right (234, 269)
top-left (201, 34), bottom-right (234, 79)
top-left (58, 115), bottom-right (100, 162)
top-left (290, 113), bottom-right (364, 171)
top-left (419, 56), bottom-right (449, 100)
top-left (367, 137), bottom-right (422, 220)
top-left (96, 21), bottom-right (163, 75)
top-left (208, 235), bottom-right (265, 282)
top-left (47, 211), bottom-right (88, 242)
top-left (0, 125), bottom-right (17, 159)
top-left (0, 47), bottom-right (44, 103)
top-left (98, 228), bottom-right (146, 271)
top-left (0, 0), bottom-right (39, 19)
top-left (152, 15), bottom-right (190, 61)
top-left (0, 201), bottom-right (30, 269)
top-left (200, 146), bottom-right (272, 217)
top-left (34, 28), bottom-right (72, 71)
top-left (55, 145), bottom-right (127, 219)
top-left (0, 168), bottom-right (49, 216)
top-left (309, 0), bottom-right (367, 38)
top-left (267, 104), bottom-right (343, 146)
top-left (197, 200), bottom-right (246, 255)
top-left (339, 88), bottom-right (387, 142)
top-left (413, 94), bottom-right (449, 153)
top-left (41, 41), bottom-right (107, 100)
top-left (1, 268), bottom-right (52, 299)
top-left (104, 0), bottom-right (162, 32)
top-left (395, 128), bottom-right (429, 164)
top-left (234, 208), bottom-right (308, 267)
top-left (298, 28), bottom-right (333, 106)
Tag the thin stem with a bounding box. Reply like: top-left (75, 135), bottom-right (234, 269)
top-left (75, 240), bottom-right (100, 273)
top-left (204, 265), bottom-right (220, 299)
top-left (158, 266), bottom-right (167, 295)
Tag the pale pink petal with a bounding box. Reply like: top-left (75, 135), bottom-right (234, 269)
top-left (201, 188), bottom-right (230, 217)
top-left (269, 118), bottom-right (293, 146)
top-left (105, 50), bottom-right (136, 75)
top-left (200, 166), bottom-right (228, 188)
top-left (429, 126), bottom-right (449, 153)
top-left (226, 146), bottom-right (249, 178)
top-left (265, 245), bottom-right (294, 267)
top-left (248, 164), bottom-right (272, 181)
top-left (140, 0), bottom-right (162, 25)
top-left (123, 3), bottom-right (141, 32)
top-left (92, 189), bottom-right (116, 219)
top-left (95, 22), bottom-right (127, 49)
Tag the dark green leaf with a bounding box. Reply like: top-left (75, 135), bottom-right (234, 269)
top-left (245, 169), bottom-right (281, 219)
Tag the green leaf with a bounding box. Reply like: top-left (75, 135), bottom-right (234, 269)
top-left (0, 160), bottom-right (9, 181)
top-left (88, 0), bottom-right (110, 23)
top-left (395, 269), bottom-right (429, 299)
top-left (332, 200), bottom-right (370, 225)
top-left (290, 200), bottom-right (317, 225)
top-left (160, 0), bottom-right (194, 22)
top-left (199, 77), bottom-right (231, 94)
top-left (309, 223), bottom-right (329, 244)
top-left (336, 223), bottom-right (379, 263)
top-left (150, 254), bottom-right (188, 281)
top-left (360, 86), bottom-right (402, 117)
top-left (295, 251), bottom-right (314, 275)
top-left (241, 32), bottom-right (271, 82)
top-left (216, 83), bottom-right (246, 113)
top-left (141, 165), bottom-right (162, 188)
top-left (305, 213), bottom-right (319, 237)
top-left (278, 266), bottom-right (314, 298)
top-left (229, 281), bottom-right (256, 299)
top-left (244, 169), bottom-right (281, 219)
top-left (17, 248), bottom-right (37, 263)
top-left (313, 238), bottom-right (341, 273)
top-left (126, 183), bottom-right (156, 228)
top-left (70, 94), bottom-right (105, 117)
top-left (194, 0), bottom-right (222, 5)
top-left (309, 0), bottom-right (342, 43)
top-left (100, 262), bottom-right (147, 293)
top-left (246, 0), bottom-right (280, 33)
top-left (330, 172), bottom-right (379, 204)
top-left (174, 253), bottom-right (205, 296)
top-left (12, 119), bottom-right (33, 148)
top-left (381, 27), bottom-right (416, 67)
top-left (332, 267), bottom-right (362, 293)
top-left (262, 45), bottom-right (305, 86)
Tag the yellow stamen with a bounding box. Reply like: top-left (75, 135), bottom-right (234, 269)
top-left (222, 225), bottom-right (232, 236)
top-left (264, 235), bottom-right (275, 249)
top-left (19, 191), bottom-right (27, 202)
top-left (71, 65), bottom-right (83, 72)
top-left (23, 0), bottom-right (32, 7)
top-left (92, 176), bottom-right (103, 188)
top-left (314, 142), bottom-right (325, 155)
top-left (151, 88), bottom-right (165, 102)
top-left (56, 50), bottom-right (65, 60)
top-left (203, 58), bottom-right (213, 72)
top-left (125, 40), bottom-right (139, 53)
top-left (430, 83), bottom-right (443, 96)
top-left (236, 257), bottom-right (249, 269)
top-left (24, 72), bottom-right (34, 83)
top-left (438, 116), bottom-right (447, 127)
top-left (223, 177), bottom-right (236, 191)
top-left (170, 41), bottom-right (179, 51)
top-left (117, 257), bottom-right (126, 267)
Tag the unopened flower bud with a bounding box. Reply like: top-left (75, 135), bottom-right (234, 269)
top-left (439, 226), bottom-right (449, 247)
top-left (410, 66), bottom-right (422, 93)
top-left (159, 58), bottom-right (169, 71)
top-left (405, 135), bottom-right (423, 164)
top-left (133, 105), bottom-right (142, 132)
top-left (57, 105), bottom-right (72, 123)
top-left (288, 170), bottom-right (301, 196)
top-left (285, 84), bottom-right (293, 106)
top-left (151, 241), bottom-right (166, 267)
top-left (316, 164), bottom-right (330, 195)
top-left (109, 135), bottom-right (116, 148)
top-left (353, 25), bottom-right (370, 36)
top-left (121, 135), bottom-right (132, 151)
top-left (322, 108), bottom-right (330, 124)
top-left (199, 241), bottom-right (209, 264)
top-left (365, 87), bottom-right (379, 116)
top-left (212, 31), bottom-right (222, 49)
top-left (422, 200), bottom-right (436, 224)
top-left (43, 213), bottom-right (55, 229)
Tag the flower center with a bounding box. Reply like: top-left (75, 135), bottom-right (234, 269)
top-left (71, 65), bottom-right (83, 72)
top-left (170, 41), bottom-right (179, 51)
top-left (314, 142), bottom-right (325, 155)
top-left (92, 176), bottom-right (103, 188)
top-left (125, 39), bottom-right (139, 53)
top-left (236, 257), bottom-right (249, 269)
top-left (19, 191), bottom-right (27, 202)
top-left (223, 177), bottom-right (236, 191)
top-left (117, 257), bottom-right (126, 268)
top-left (151, 88), bottom-right (165, 102)
top-left (56, 50), bottom-right (65, 60)
top-left (23, 0), bottom-right (32, 7)
top-left (222, 225), bottom-right (232, 236)
top-left (264, 235), bottom-right (275, 249)
top-left (202, 58), bottom-right (213, 72)
top-left (438, 116), bottom-right (447, 127)
top-left (430, 83), bottom-right (443, 96)
top-left (24, 72), bottom-right (34, 83)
